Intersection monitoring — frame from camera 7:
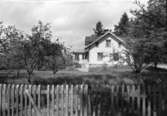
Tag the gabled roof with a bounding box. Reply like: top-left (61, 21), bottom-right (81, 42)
top-left (85, 31), bottom-right (126, 50)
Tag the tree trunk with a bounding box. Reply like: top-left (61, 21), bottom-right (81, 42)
top-left (27, 73), bottom-right (31, 83)
top-left (154, 62), bottom-right (158, 69)
top-left (16, 69), bottom-right (20, 78)
top-left (166, 0), bottom-right (167, 31)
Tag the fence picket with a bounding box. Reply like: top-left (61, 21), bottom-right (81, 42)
top-left (137, 85), bottom-right (141, 109)
top-left (7, 84), bottom-right (10, 116)
top-left (28, 84), bottom-right (32, 116)
top-left (51, 85), bottom-right (54, 116)
top-left (65, 85), bottom-right (68, 116)
top-left (142, 96), bottom-right (146, 116)
top-left (47, 85), bottom-right (50, 116)
top-left (11, 85), bottom-right (15, 116)
top-left (80, 85), bottom-right (84, 116)
top-left (19, 84), bottom-right (23, 116)
top-left (37, 85), bottom-right (41, 111)
top-left (2, 84), bottom-right (6, 116)
top-left (0, 84), bottom-right (2, 116)
top-left (61, 85), bottom-right (64, 116)
top-left (24, 85), bottom-right (28, 116)
top-left (32, 85), bottom-right (36, 115)
top-left (70, 85), bottom-right (74, 116)
top-left (56, 85), bottom-right (59, 116)
top-left (15, 85), bottom-right (19, 116)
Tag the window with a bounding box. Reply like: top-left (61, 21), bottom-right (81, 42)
top-left (75, 54), bottom-right (79, 60)
top-left (106, 40), bottom-right (111, 47)
top-left (113, 53), bottom-right (119, 61)
top-left (97, 52), bottom-right (103, 61)
top-left (82, 54), bottom-right (85, 59)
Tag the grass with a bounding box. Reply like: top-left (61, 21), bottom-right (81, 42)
top-left (0, 66), bottom-right (167, 85)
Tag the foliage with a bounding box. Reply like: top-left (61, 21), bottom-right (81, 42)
top-left (0, 21), bottom-right (68, 82)
top-left (93, 21), bottom-right (105, 36)
top-left (114, 12), bottom-right (130, 36)
top-left (0, 24), bottom-right (25, 70)
top-left (125, 39), bottom-right (150, 73)
top-left (114, 0), bottom-right (167, 73)
top-left (85, 21), bottom-right (110, 46)
top-left (45, 41), bottom-right (64, 74)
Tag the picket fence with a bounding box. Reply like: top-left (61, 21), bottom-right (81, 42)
top-left (0, 83), bottom-right (166, 116)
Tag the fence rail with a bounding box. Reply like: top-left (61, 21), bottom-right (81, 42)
top-left (0, 83), bottom-right (167, 116)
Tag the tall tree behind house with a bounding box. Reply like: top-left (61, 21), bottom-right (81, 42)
top-left (85, 21), bottom-right (107, 46)
top-left (114, 12), bottom-right (130, 36)
top-left (93, 21), bottom-right (105, 36)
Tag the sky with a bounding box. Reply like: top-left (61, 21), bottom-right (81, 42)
top-left (0, 0), bottom-right (148, 50)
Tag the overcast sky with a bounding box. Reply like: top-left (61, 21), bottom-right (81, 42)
top-left (0, 0), bottom-right (148, 50)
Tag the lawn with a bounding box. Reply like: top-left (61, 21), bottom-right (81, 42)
top-left (0, 66), bottom-right (167, 85)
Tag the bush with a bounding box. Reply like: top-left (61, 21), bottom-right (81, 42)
top-left (0, 65), bottom-right (7, 70)
top-left (74, 62), bottom-right (82, 68)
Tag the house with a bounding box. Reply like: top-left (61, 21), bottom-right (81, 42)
top-left (73, 30), bottom-right (128, 68)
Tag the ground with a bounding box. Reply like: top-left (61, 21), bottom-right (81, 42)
top-left (0, 65), bottom-right (167, 85)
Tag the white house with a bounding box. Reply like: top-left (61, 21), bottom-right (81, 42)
top-left (73, 30), bottom-right (128, 68)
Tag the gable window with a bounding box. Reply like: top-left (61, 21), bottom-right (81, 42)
top-left (97, 52), bottom-right (103, 61)
top-left (106, 40), bottom-right (111, 47)
top-left (113, 53), bottom-right (119, 61)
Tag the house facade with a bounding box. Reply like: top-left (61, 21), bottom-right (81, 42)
top-left (73, 31), bottom-right (127, 67)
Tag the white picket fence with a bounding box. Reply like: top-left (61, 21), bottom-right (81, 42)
top-left (0, 83), bottom-right (166, 116)
top-left (0, 84), bottom-right (88, 116)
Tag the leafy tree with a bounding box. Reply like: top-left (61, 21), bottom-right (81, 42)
top-left (125, 39), bottom-right (150, 73)
top-left (31, 21), bottom-right (52, 70)
top-left (16, 21), bottom-right (53, 82)
top-left (114, 12), bottom-right (130, 36)
top-left (124, 0), bottom-right (167, 71)
top-left (0, 24), bottom-right (25, 70)
top-left (45, 41), bottom-right (64, 75)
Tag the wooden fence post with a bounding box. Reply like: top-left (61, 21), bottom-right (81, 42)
top-left (7, 84), bottom-right (10, 116)
top-left (142, 96), bottom-right (146, 116)
top-left (55, 85), bottom-right (59, 116)
top-left (2, 84), bottom-right (6, 116)
top-left (80, 84), bottom-right (83, 116)
top-left (47, 85), bottom-right (50, 116)
top-left (37, 85), bottom-right (41, 112)
top-left (0, 84), bottom-right (2, 116)
top-left (19, 84), bottom-right (23, 116)
top-left (24, 85), bottom-right (28, 116)
top-left (70, 85), bottom-right (74, 116)
top-left (10, 85), bottom-right (14, 116)
top-left (16, 84), bottom-right (19, 116)
top-left (51, 85), bottom-right (55, 116)
top-left (62, 84), bottom-right (64, 116)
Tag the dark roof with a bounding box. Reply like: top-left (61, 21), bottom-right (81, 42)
top-left (85, 34), bottom-right (97, 46)
top-left (85, 31), bottom-right (126, 49)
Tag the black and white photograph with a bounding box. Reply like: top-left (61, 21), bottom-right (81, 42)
top-left (0, 0), bottom-right (167, 116)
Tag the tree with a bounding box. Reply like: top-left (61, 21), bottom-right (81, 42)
top-left (93, 21), bottom-right (105, 36)
top-left (0, 24), bottom-right (25, 70)
top-left (17, 21), bottom-right (53, 82)
top-left (114, 12), bottom-right (130, 36)
top-left (124, 0), bottom-right (167, 71)
top-left (31, 21), bottom-right (52, 70)
top-left (125, 39), bottom-right (150, 73)
top-left (45, 41), bottom-right (64, 75)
